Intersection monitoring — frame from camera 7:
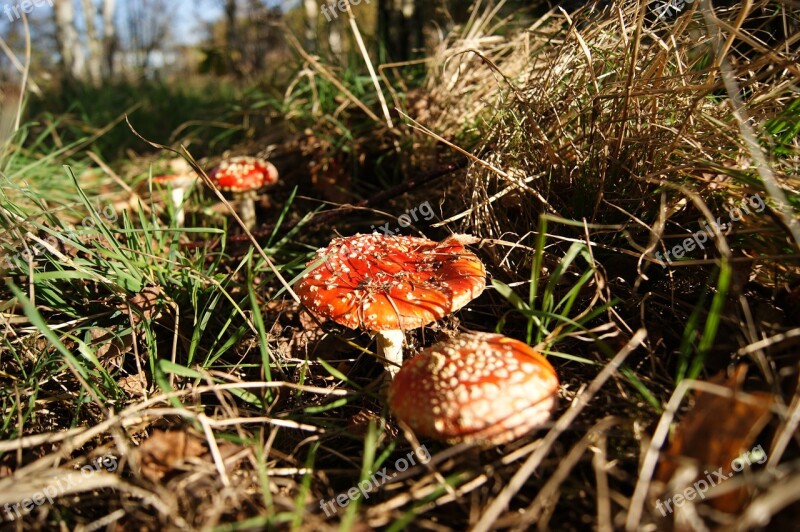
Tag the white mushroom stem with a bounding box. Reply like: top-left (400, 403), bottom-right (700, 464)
top-left (375, 329), bottom-right (404, 377)
top-left (234, 191), bottom-right (257, 231)
top-left (170, 186), bottom-right (187, 227)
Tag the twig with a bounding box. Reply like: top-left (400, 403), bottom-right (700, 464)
top-left (345, 1), bottom-right (393, 128)
top-left (283, 26), bottom-right (382, 123)
top-left (0, 29), bottom-right (42, 97)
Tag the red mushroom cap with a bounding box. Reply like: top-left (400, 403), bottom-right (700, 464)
top-left (388, 332), bottom-right (559, 445)
top-left (208, 156), bottom-right (278, 193)
top-left (293, 234), bottom-right (486, 331)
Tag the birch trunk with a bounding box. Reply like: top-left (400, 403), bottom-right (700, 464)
top-left (303, 0), bottom-right (318, 52)
top-left (54, 0), bottom-right (86, 80)
top-left (80, 0), bottom-right (103, 86)
top-left (101, 0), bottom-right (117, 79)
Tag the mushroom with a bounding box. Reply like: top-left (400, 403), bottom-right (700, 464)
top-left (293, 233), bottom-right (486, 377)
top-left (153, 173), bottom-right (198, 227)
top-left (208, 156), bottom-right (278, 230)
top-left (388, 332), bottom-right (559, 445)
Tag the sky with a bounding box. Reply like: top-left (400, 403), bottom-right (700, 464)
top-left (0, 0), bottom-right (220, 43)
top-left (120, 0), bottom-right (288, 45)
top-left (125, 0), bottom-right (222, 45)
top-left (0, 0), bottom-right (287, 45)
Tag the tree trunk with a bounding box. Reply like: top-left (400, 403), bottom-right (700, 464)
top-left (303, 0), bottom-right (318, 52)
top-left (124, 0), bottom-right (170, 74)
top-left (54, 0), bottom-right (86, 81)
top-left (80, 0), bottom-right (103, 86)
top-left (101, 0), bottom-right (117, 79)
top-left (328, 23), bottom-right (343, 57)
top-left (224, 0), bottom-right (238, 75)
top-left (378, 0), bottom-right (422, 61)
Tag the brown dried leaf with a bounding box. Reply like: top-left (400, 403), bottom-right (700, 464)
top-left (117, 373), bottom-right (148, 397)
top-left (124, 285), bottom-right (166, 326)
top-left (656, 365), bottom-right (773, 513)
top-left (0, 453), bottom-right (16, 478)
top-left (88, 328), bottom-right (133, 369)
top-left (137, 429), bottom-right (205, 483)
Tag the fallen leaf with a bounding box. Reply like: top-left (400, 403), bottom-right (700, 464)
top-left (137, 429), bottom-right (205, 483)
top-left (117, 373), bottom-right (148, 397)
top-left (656, 365), bottom-right (773, 513)
top-left (88, 327), bottom-right (133, 369)
top-left (124, 284), bottom-right (166, 326)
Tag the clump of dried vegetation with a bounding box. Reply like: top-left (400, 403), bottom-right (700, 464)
top-left (1, 0), bottom-right (799, 530)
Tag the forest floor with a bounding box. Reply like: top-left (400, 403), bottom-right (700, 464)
top-left (1, 1), bottom-right (800, 530)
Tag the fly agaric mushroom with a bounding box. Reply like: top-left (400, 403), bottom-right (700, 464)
top-left (388, 332), bottom-right (559, 445)
top-left (293, 234), bottom-right (486, 376)
top-left (208, 156), bottom-right (278, 230)
top-left (153, 173), bottom-right (198, 227)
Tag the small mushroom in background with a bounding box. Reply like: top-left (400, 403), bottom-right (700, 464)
top-left (293, 233), bottom-right (486, 377)
top-left (152, 173), bottom-right (198, 227)
top-left (208, 156), bottom-right (278, 230)
top-left (388, 332), bottom-right (559, 446)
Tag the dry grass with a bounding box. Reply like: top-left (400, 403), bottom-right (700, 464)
top-left (1, 0), bottom-right (800, 530)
